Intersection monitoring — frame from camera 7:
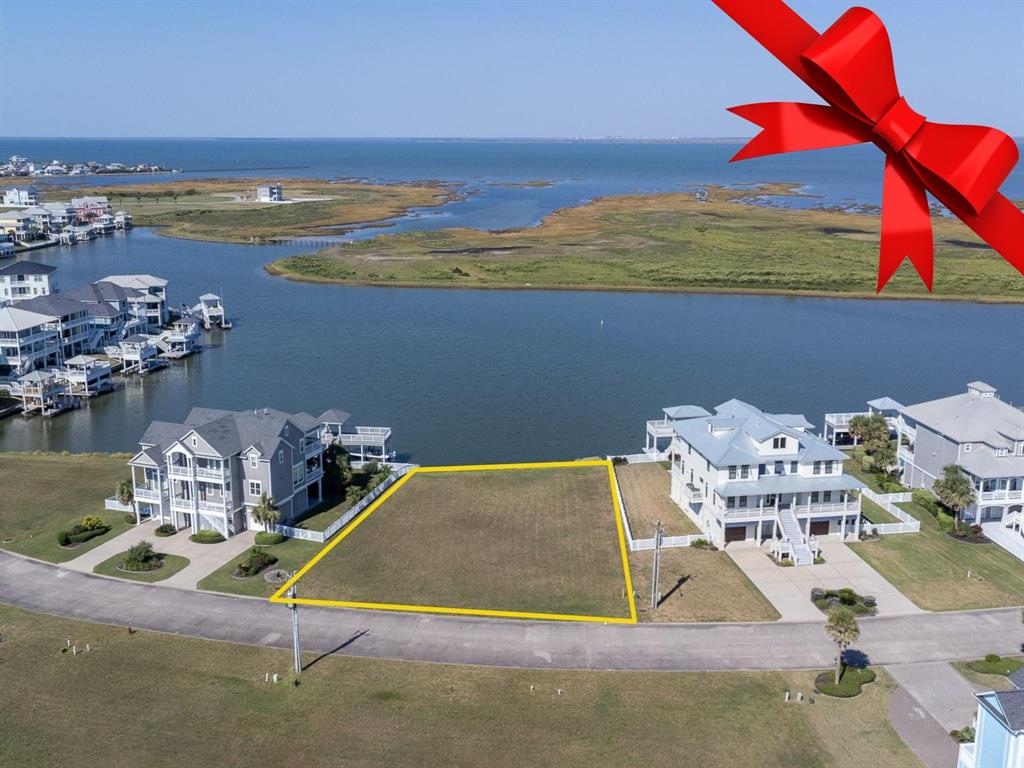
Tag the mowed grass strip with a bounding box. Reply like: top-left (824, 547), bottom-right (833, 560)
top-left (0, 452), bottom-right (132, 563)
top-left (615, 462), bottom-right (700, 537)
top-left (629, 547), bottom-right (780, 623)
top-left (849, 501), bottom-right (1024, 610)
top-left (295, 466), bottom-right (631, 618)
top-left (0, 605), bottom-right (922, 768)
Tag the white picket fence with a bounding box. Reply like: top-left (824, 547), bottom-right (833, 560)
top-left (861, 488), bottom-right (920, 535)
top-left (272, 463), bottom-right (417, 544)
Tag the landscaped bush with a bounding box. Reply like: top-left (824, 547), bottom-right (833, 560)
top-left (610, 456), bottom-right (628, 466)
top-left (815, 666), bottom-right (876, 697)
top-left (912, 489), bottom-right (942, 517)
top-left (690, 538), bottom-right (718, 551)
top-left (950, 726), bottom-right (975, 744)
top-left (254, 531), bottom-right (286, 546)
top-left (967, 655), bottom-right (1024, 676)
top-left (80, 516), bottom-right (105, 531)
top-left (123, 513), bottom-right (138, 525)
top-left (233, 546), bottom-right (278, 577)
top-left (66, 525), bottom-right (111, 544)
top-left (810, 588), bottom-right (878, 616)
top-left (985, 653), bottom-right (1001, 663)
top-left (154, 523), bottom-right (177, 537)
top-left (120, 540), bottom-right (162, 572)
top-left (57, 530), bottom-right (70, 546)
top-left (189, 530), bottom-right (225, 544)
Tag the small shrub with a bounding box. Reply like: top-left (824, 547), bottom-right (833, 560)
top-left (779, 558), bottom-right (794, 567)
top-left (985, 653), bottom-right (1001, 664)
top-left (81, 516), bottom-right (105, 531)
top-left (813, 598), bottom-right (831, 610)
top-left (838, 588), bottom-right (857, 606)
top-left (362, 460), bottom-right (380, 476)
top-left (124, 513), bottom-right (138, 525)
top-left (810, 587), bottom-right (826, 602)
top-left (234, 546), bottom-right (278, 577)
top-left (57, 530), bottom-right (70, 546)
top-left (254, 531), bottom-right (285, 546)
top-left (813, 555), bottom-right (826, 565)
top-left (611, 456), bottom-right (628, 466)
top-left (950, 726), bottom-right (975, 744)
top-left (67, 526), bottom-right (110, 544)
top-left (154, 523), bottom-right (177, 537)
top-left (122, 540), bottom-right (160, 572)
top-left (816, 666), bottom-right (877, 698)
top-left (690, 538), bottom-right (718, 551)
top-left (189, 530), bottom-right (225, 544)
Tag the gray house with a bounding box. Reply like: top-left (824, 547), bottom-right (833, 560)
top-left (126, 406), bottom-right (394, 537)
top-left (898, 382), bottom-right (1024, 533)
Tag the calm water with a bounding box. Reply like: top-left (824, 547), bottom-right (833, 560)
top-left (0, 228), bottom-right (1020, 464)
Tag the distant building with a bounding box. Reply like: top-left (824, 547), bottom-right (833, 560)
top-left (256, 184), bottom-right (284, 202)
top-left (0, 305), bottom-right (59, 379)
top-left (41, 202), bottom-right (77, 229)
top-left (957, 688), bottom-right (1024, 768)
top-left (0, 242), bottom-right (15, 259)
top-left (69, 195), bottom-right (111, 222)
top-left (0, 261), bottom-right (58, 304)
top-left (2, 186), bottom-right (40, 206)
top-left (98, 274), bottom-right (169, 329)
top-left (0, 210), bottom-right (37, 242)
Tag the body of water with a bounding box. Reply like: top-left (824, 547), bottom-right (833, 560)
top-left (0, 228), bottom-right (1020, 463)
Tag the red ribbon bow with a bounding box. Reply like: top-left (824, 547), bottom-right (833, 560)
top-left (713, 0), bottom-right (1024, 291)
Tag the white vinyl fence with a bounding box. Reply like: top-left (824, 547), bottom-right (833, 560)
top-left (272, 463), bottom-right (417, 544)
top-left (609, 454), bottom-right (704, 552)
top-left (860, 488), bottom-right (920, 535)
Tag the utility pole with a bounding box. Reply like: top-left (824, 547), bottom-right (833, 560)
top-left (288, 581), bottom-right (301, 678)
top-left (650, 519), bottom-right (663, 610)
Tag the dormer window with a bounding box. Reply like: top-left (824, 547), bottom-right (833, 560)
top-left (963, 443), bottom-right (972, 453)
top-left (249, 454), bottom-right (257, 469)
top-left (191, 437), bottom-right (196, 447)
top-left (772, 437), bottom-right (786, 450)
top-left (1017, 443), bottom-right (1024, 456)
top-left (278, 450), bottom-right (284, 464)
top-left (284, 425), bottom-right (289, 436)
top-left (996, 448), bottom-right (1007, 457)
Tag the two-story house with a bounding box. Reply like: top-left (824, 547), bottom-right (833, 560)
top-left (0, 261), bottom-right (58, 305)
top-left (127, 407), bottom-right (334, 537)
top-left (658, 399), bottom-right (864, 564)
top-left (98, 274), bottom-right (169, 330)
top-left (0, 305), bottom-right (59, 381)
top-left (69, 195), bottom-right (111, 222)
top-left (1, 186), bottom-right (39, 206)
top-left (66, 281), bottom-right (147, 347)
top-left (17, 294), bottom-right (93, 365)
top-left (898, 382), bottom-right (1024, 540)
top-left (958, 689), bottom-right (1024, 768)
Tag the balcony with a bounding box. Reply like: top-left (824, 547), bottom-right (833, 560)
top-left (168, 464), bottom-right (192, 478)
top-left (303, 440), bottom-right (321, 457)
top-left (170, 496), bottom-right (196, 512)
top-left (980, 488), bottom-right (1024, 502)
top-left (195, 466), bottom-right (226, 480)
top-left (684, 483), bottom-right (704, 502)
top-left (133, 485), bottom-right (166, 503)
top-left (646, 419), bottom-right (676, 437)
top-left (305, 466), bottom-right (323, 483)
top-left (197, 498), bottom-right (228, 513)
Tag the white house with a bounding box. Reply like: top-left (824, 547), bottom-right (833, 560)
top-left (0, 261), bottom-right (58, 305)
top-left (958, 689), bottom-right (1024, 768)
top-left (2, 186), bottom-right (40, 206)
top-left (0, 305), bottom-right (59, 381)
top-left (256, 184), bottom-right (284, 202)
top-left (98, 274), bottom-right (169, 329)
top-left (652, 399), bottom-right (864, 564)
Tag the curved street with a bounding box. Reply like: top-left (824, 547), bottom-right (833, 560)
top-left (2, 550), bottom-right (1020, 670)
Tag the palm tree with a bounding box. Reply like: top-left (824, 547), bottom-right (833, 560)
top-left (251, 492), bottom-right (280, 532)
top-left (116, 479), bottom-right (138, 525)
top-left (932, 464), bottom-right (977, 531)
top-left (825, 606), bottom-right (860, 685)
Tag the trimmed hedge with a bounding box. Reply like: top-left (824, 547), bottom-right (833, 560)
top-left (154, 524), bottom-right (177, 537)
top-left (815, 666), bottom-right (876, 698)
top-left (254, 531), bottom-right (286, 546)
top-left (66, 526), bottom-right (111, 545)
top-left (189, 530), bottom-right (226, 544)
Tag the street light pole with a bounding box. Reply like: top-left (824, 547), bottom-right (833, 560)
top-left (650, 519), bottom-right (663, 610)
top-left (288, 581), bottom-right (301, 677)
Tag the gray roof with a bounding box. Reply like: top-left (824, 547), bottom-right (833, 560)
top-left (967, 380), bottom-right (997, 394)
top-left (903, 384), bottom-right (1024, 443)
top-left (317, 408), bottom-right (351, 425)
top-left (129, 446), bottom-right (165, 468)
top-left (66, 281), bottom-right (140, 304)
top-left (867, 396), bottom-right (904, 412)
top-left (0, 260), bottom-right (56, 276)
top-left (0, 305), bottom-right (52, 332)
top-left (1008, 667), bottom-right (1024, 690)
top-left (87, 302), bottom-right (121, 319)
top-left (17, 294), bottom-right (91, 319)
top-left (122, 334), bottom-right (151, 343)
top-left (140, 420), bottom-right (190, 453)
top-left (980, 690), bottom-right (1024, 734)
top-left (718, 473), bottom-right (865, 498)
top-left (663, 405), bottom-right (711, 420)
top-left (670, 399), bottom-right (842, 467)
top-left (959, 449), bottom-right (1024, 480)
top-left (65, 354), bottom-right (99, 365)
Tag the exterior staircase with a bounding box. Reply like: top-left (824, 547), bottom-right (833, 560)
top-left (777, 506), bottom-right (813, 566)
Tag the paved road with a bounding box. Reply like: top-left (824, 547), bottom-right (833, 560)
top-left (888, 686), bottom-right (960, 768)
top-left (1, 551), bottom-right (1020, 670)
top-left (886, 662), bottom-right (983, 732)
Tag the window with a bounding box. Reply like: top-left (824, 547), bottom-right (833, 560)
top-left (278, 450), bottom-right (284, 464)
top-left (1017, 442), bottom-right (1024, 456)
top-left (811, 491), bottom-right (820, 503)
top-left (823, 491), bottom-right (832, 502)
top-left (726, 497), bottom-right (736, 509)
top-left (706, 459), bottom-right (710, 471)
top-left (728, 465), bottom-right (737, 479)
top-left (772, 436), bottom-right (787, 450)
top-left (813, 461), bottom-right (822, 475)
top-left (740, 465), bottom-right (749, 479)
top-left (825, 460), bottom-right (834, 474)
top-left (758, 464), bottom-right (766, 477)
top-left (248, 480), bottom-right (261, 497)
top-left (963, 443), bottom-right (972, 453)
top-left (191, 436), bottom-right (197, 447)
top-left (790, 461), bottom-right (798, 473)
top-left (996, 448), bottom-right (1008, 457)
top-left (774, 461), bottom-right (784, 475)
top-left (293, 463), bottom-right (305, 486)
top-left (738, 496), bottom-right (748, 508)
top-left (249, 454), bottom-right (258, 469)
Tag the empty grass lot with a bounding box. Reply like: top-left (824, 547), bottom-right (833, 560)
top-left (615, 462), bottom-right (700, 538)
top-left (293, 465), bottom-right (632, 618)
top-left (850, 500), bottom-right (1024, 610)
top-left (629, 546), bottom-right (781, 622)
top-left (0, 452), bottom-right (132, 563)
top-left (0, 605), bottom-right (920, 768)
top-left (197, 537), bottom-right (321, 598)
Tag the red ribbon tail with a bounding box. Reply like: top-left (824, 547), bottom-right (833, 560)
top-left (949, 193), bottom-right (1024, 279)
top-left (879, 155), bottom-right (933, 292)
top-left (728, 103), bottom-right (870, 161)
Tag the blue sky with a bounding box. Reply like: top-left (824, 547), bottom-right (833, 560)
top-left (1, 0), bottom-right (1021, 138)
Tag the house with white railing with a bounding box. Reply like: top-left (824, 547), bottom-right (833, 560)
top-left (653, 399), bottom-right (864, 565)
top-left (123, 406), bottom-right (396, 537)
top-left (0, 261), bottom-right (58, 305)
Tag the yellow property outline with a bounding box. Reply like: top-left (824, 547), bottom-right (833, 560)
top-left (269, 459), bottom-right (638, 624)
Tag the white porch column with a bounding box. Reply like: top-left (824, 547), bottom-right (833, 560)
top-left (840, 514), bottom-right (847, 539)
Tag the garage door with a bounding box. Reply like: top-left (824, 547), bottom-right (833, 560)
top-left (809, 521), bottom-right (830, 536)
top-left (724, 525), bottom-right (747, 543)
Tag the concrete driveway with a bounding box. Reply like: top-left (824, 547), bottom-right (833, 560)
top-left (63, 521), bottom-right (257, 589)
top-left (727, 540), bottom-right (922, 622)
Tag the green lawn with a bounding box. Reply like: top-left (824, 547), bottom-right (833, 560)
top-left (850, 499), bottom-right (1024, 610)
top-left (93, 552), bottom-right (190, 583)
top-left (861, 498), bottom-right (898, 525)
top-left (0, 452), bottom-right (133, 563)
top-left (843, 459), bottom-right (909, 495)
top-left (267, 184), bottom-right (1024, 302)
top-left (294, 466), bottom-right (633, 618)
top-left (952, 657), bottom-right (1024, 692)
top-left (0, 605), bottom-right (919, 768)
top-left (615, 462), bottom-right (700, 537)
top-left (197, 537), bottom-right (322, 597)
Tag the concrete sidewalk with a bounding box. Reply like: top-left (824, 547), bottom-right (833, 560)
top-left (63, 521), bottom-right (256, 589)
top-left (727, 541), bottom-right (922, 622)
top-left (886, 661), bottom-right (983, 732)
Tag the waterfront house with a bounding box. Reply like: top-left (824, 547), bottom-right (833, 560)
top-left (957, 689), bottom-right (1024, 768)
top-left (155, 315), bottom-right (201, 357)
top-left (0, 242), bottom-right (14, 259)
top-left (113, 211), bottom-right (132, 229)
top-left (824, 396), bottom-right (905, 446)
top-left (16, 369), bottom-right (74, 416)
top-left (319, 407), bottom-right (395, 465)
top-left (41, 202), bottom-right (77, 229)
top-left (0, 305), bottom-right (59, 381)
top-left (2, 186), bottom-right (39, 206)
top-left (60, 355), bottom-right (113, 397)
top-left (651, 399), bottom-right (864, 564)
top-left (99, 274), bottom-right (169, 329)
top-left (67, 281), bottom-right (147, 346)
top-left (256, 184), bottom-right (284, 202)
top-left (70, 195), bottom-right (111, 222)
top-left (0, 261), bottom-right (58, 305)
top-left (0, 210), bottom-right (37, 243)
top-left (21, 206), bottom-right (54, 235)
top-left (17, 294), bottom-right (94, 364)
top-left (195, 293), bottom-right (226, 329)
top-left (104, 334), bottom-right (163, 375)
top-left (91, 213), bottom-right (116, 234)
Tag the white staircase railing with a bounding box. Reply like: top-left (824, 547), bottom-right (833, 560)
top-left (777, 506), bottom-right (813, 565)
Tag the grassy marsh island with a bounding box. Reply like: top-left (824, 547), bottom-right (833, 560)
top-left (36, 178), bottom-right (455, 243)
top-left (267, 185), bottom-right (1024, 302)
